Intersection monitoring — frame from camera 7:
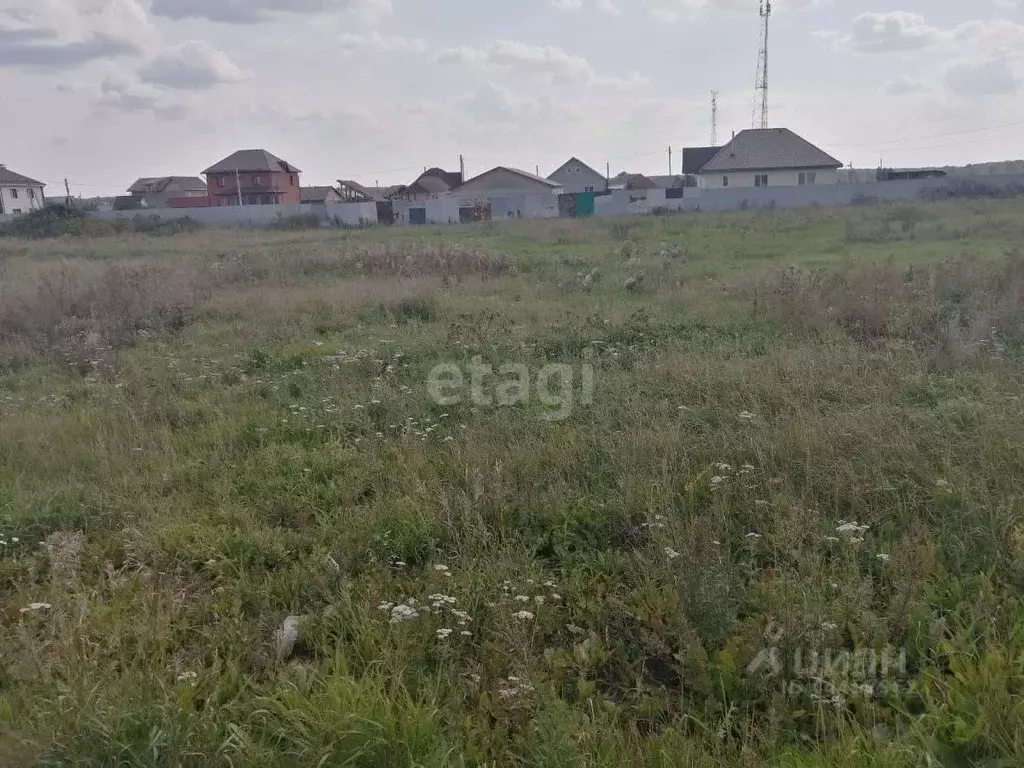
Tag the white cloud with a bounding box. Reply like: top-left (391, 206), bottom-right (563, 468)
top-left (150, 0), bottom-right (391, 23)
top-left (338, 31), bottom-right (427, 54)
top-left (139, 40), bottom-right (246, 89)
top-left (436, 39), bottom-right (647, 89)
top-left (0, 0), bottom-right (154, 68)
top-left (944, 56), bottom-right (1018, 96)
top-left (95, 75), bottom-right (187, 119)
top-left (881, 77), bottom-right (930, 96)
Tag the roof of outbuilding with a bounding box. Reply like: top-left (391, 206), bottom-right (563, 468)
top-left (300, 185), bottom-right (340, 203)
top-left (548, 157), bottom-right (604, 179)
top-left (0, 166), bottom-right (44, 187)
top-left (681, 146), bottom-right (723, 175)
top-left (128, 176), bottom-right (206, 194)
top-left (700, 128), bottom-right (842, 173)
top-left (458, 166), bottom-right (562, 189)
top-left (204, 149), bottom-right (301, 175)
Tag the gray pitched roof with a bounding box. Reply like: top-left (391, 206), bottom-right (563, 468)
top-left (681, 146), bottom-right (723, 175)
top-left (648, 175), bottom-right (686, 189)
top-left (459, 166), bottom-right (561, 188)
top-left (128, 176), bottom-right (206, 194)
top-left (300, 185), bottom-right (341, 203)
top-left (548, 156), bottom-right (603, 179)
top-left (0, 166), bottom-right (44, 187)
top-left (204, 149), bottom-right (301, 175)
top-left (700, 129), bottom-right (841, 173)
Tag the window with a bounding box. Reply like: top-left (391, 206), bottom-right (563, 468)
top-left (12, 209), bottom-right (22, 214)
top-left (584, 186), bottom-right (594, 193)
top-left (252, 175), bottom-right (262, 186)
top-left (290, 175), bottom-right (295, 186)
top-left (754, 174), bottom-right (768, 188)
top-left (722, 176), bottom-right (729, 187)
top-left (217, 176), bottom-right (226, 188)
top-left (799, 172), bottom-right (817, 186)
top-left (10, 188), bottom-right (17, 199)
top-left (28, 189), bottom-right (35, 199)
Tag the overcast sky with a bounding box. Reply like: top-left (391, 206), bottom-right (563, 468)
top-left (1, 0), bottom-right (1023, 195)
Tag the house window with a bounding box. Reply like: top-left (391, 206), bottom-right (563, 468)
top-left (800, 171), bottom-right (816, 185)
top-left (217, 176), bottom-right (226, 188)
top-left (722, 176), bottom-right (729, 187)
top-left (252, 175), bottom-right (262, 186)
top-left (584, 186), bottom-right (594, 193)
top-left (290, 175), bottom-right (295, 186)
top-left (10, 189), bottom-right (17, 199)
top-left (28, 189), bottom-right (35, 199)
top-left (12, 209), bottom-right (22, 214)
top-left (754, 174), bottom-right (768, 187)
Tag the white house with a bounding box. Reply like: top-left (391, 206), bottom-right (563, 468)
top-left (0, 164), bottom-right (45, 215)
top-left (453, 166), bottom-right (563, 219)
top-left (548, 157), bottom-right (607, 194)
top-left (698, 128), bottom-right (842, 190)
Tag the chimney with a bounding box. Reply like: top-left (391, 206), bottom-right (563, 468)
top-left (731, 130), bottom-right (736, 140)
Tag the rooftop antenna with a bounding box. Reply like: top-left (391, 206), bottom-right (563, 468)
top-left (711, 90), bottom-right (719, 145)
top-left (753, 0), bottom-right (771, 129)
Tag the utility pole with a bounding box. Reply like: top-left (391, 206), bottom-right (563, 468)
top-left (235, 168), bottom-right (243, 206)
top-left (606, 161), bottom-right (610, 186)
top-left (459, 154), bottom-right (465, 181)
top-left (711, 91), bottom-right (719, 145)
top-left (668, 146), bottom-right (673, 175)
top-left (753, 0), bottom-right (771, 129)
top-left (65, 178), bottom-right (72, 207)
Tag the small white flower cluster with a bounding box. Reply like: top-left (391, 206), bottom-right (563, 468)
top-left (745, 532), bottom-right (762, 540)
top-left (642, 515), bottom-right (667, 531)
top-left (738, 411), bottom-right (756, 422)
top-left (379, 602), bottom-right (420, 624)
top-left (513, 610), bottom-right (535, 621)
top-left (665, 547), bottom-right (681, 560)
top-left (836, 521), bottom-right (870, 544)
top-left (0, 532), bottom-right (21, 547)
top-left (176, 671), bottom-right (198, 683)
top-left (433, 564), bottom-right (452, 577)
top-left (498, 676), bottom-right (535, 700)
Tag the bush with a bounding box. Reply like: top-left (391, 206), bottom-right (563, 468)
top-left (270, 214), bottom-right (323, 231)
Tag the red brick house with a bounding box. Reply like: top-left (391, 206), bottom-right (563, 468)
top-left (203, 149), bottom-right (301, 206)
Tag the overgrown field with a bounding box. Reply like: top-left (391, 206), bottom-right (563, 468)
top-left (1, 200), bottom-right (1023, 766)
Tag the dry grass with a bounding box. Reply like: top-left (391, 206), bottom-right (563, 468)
top-left (1, 199), bottom-right (1023, 766)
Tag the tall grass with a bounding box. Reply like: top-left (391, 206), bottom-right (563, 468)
top-left (1, 199), bottom-right (1023, 765)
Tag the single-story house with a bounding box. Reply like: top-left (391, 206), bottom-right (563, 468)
top-left (610, 172), bottom-right (657, 191)
top-left (300, 185), bottom-right (345, 204)
top-left (393, 167), bottom-right (463, 201)
top-left (451, 166), bottom-right (562, 219)
top-left (0, 164), bottom-right (45, 215)
top-left (548, 157), bottom-right (607, 194)
top-left (127, 176), bottom-right (207, 209)
top-left (698, 128), bottom-right (842, 189)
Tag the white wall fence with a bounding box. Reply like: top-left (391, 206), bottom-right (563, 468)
top-left (87, 201), bottom-right (379, 228)
top-left (27, 172), bottom-right (1021, 231)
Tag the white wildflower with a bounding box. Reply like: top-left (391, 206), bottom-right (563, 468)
top-left (534, 596), bottom-right (545, 605)
top-left (514, 595), bottom-right (531, 603)
top-left (433, 564), bottom-right (450, 573)
top-left (436, 628), bottom-right (453, 640)
top-left (665, 547), bottom-right (681, 560)
top-left (513, 610), bottom-right (535, 621)
top-left (739, 411), bottom-right (755, 421)
top-left (715, 463), bottom-right (732, 472)
top-left (745, 532), bottom-right (762, 540)
top-left (11, 537), bottom-right (18, 543)
top-left (551, 594), bottom-right (562, 601)
top-left (543, 580), bottom-right (558, 588)
top-left (460, 630), bottom-right (472, 637)
top-left (389, 604), bottom-right (419, 624)
top-left (821, 622), bottom-right (838, 631)
top-left (710, 476), bottom-right (725, 487)
top-left (176, 671), bottom-right (198, 683)
top-left (876, 553), bottom-right (891, 562)
top-left (377, 601), bottom-right (395, 612)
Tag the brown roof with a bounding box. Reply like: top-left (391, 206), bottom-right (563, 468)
top-left (457, 166), bottom-right (562, 189)
top-left (700, 129), bottom-right (842, 173)
top-left (0, 166), bottom-right (44, 187)
top-left (204, 149), bottom-right (301, 175)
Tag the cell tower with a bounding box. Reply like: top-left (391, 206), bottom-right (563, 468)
top-left (753, 0), bottom-right (771, 129)
top-left (711, 90), bottom-right (719, 145)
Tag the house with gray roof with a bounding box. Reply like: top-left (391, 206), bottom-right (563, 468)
top-left (0, 164), bottom-right (45, 216)
top-left (698, 128), bottom-right (842, 189)
top-left (126, 176), bottom-right (207, 209)
top-left (203, 149), bottom-right (301, 206)
top-left (548, 157), bottom-right (607, 194)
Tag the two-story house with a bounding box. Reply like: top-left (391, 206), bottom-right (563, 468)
top-left (0, 164), bottom-right (45, 215)
top-left (203, 150), bottom-right (301, 206)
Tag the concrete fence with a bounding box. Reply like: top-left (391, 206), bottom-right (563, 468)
top-left (52, 172), bottom-right (1024, 230)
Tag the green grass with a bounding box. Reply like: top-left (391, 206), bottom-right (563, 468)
top-left (1, 199), bottom-right (1024, 766)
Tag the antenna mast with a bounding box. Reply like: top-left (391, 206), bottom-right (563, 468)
top-left (711, 90), bottom-right (719, 145)
top-left (753, 0), bottom-right (771, 129)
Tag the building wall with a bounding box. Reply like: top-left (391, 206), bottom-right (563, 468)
top-left (206, 170), bottom-right (301, 206)
top-left (457, 169), bottom-right (562, 195)
top-left (0, 184), bottom-right (45, 215)
top-left (548, 163), bottom-right (607, 194)
top-left (699, 167), bottom-right (839, 189)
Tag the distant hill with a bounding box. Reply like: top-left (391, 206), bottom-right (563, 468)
top-left (839, 160), bottom-right (1024, 183)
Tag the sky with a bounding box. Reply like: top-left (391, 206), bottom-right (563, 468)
top-left (1, 0), bottom-right (1023, 196)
